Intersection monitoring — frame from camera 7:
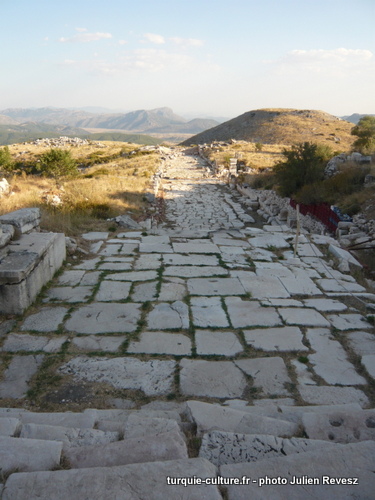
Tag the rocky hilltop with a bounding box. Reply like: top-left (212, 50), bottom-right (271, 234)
top-left (182, 108), bottom-right (355, 149)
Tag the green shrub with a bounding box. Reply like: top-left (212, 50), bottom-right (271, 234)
top-left (37, 149), bottom-right (78, 178)
top-left (0, 146), bottom-right (15, 172)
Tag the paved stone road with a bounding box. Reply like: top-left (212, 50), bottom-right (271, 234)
top-left (1, 148), bottom-right (375, 499)
top-left (0, 149), bottom-right (374, 406)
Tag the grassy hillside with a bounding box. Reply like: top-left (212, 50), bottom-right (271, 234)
top-left (183, 108), bottom-right (355, 151)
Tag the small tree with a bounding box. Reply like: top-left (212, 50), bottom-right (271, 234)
top-left (351, 116), bottom-right (375, 154)
top-left (273, 142), bottom-right (328, 198)
top-left (0, 146), bottom-right (15, 172)
top-left (254, 142), bottom-right (263, 152)
top-left (37, 148), bottom-right (78, 178)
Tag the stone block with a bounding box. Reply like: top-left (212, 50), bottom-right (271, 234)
top-left (0, 208), bottom-right (40, 236)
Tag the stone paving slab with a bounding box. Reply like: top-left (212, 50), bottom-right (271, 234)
top-left (225, 297), bottom-right (282, 328)
top-left (127, 331), bottom-right (192, 355)
top-left (180, 359), bottom-right (247, 398)
top-left (187, 277), bottom-right (246, 296)
top-left (134, 253), bottom-right (162, 269)
top-left (172, 241), bottom-right (220, 254)
top-left (146, 301), bottom-right (189, 329)
top-left (291, 359), bottom-right (317, 385)
top-left (123, 414), bottom-right (182, 439)
top-left (278, 307), bottom-right (331, 327)
top-left (163, 253), bottom-right (219, 266)
top-left (186, 401), bottom-right (297, 437)
top-left (0, 355), bottom-right (45, 399)
top-left (303, 298), bottom-right (347, 311)
top-left (302, 409), bottom-right (375, 443)
top-left (164, 265), bottom-right (228, 278)
top-left (65, 430), bottom-right (188, 468)
top-left (200, 430), bottom-right (338, 466)
top-left (0, 417), bottom-right (21, 437)
top-left (131, 281), bottom-right (158, 301)
top-left (2, 333), bottom-right (67, 353)
top-left (298, 385), bottom-right (370, 408)
top-left (346, 331), bottom-right (375, 356)
top-left (65, 303), bottom-right (141, 333)
top-left (221, 441), bottom-right (375, 500)
top-left (0, 436), bottom-right (62, 474)
top-left (306, 328), bottom-right (367, 385)
top-left (2, 458), bottom-right (221, 500)
top-left (278, 275), bottom-right (322, 295)
top-left (59, 357), bottom-right (176, 396)
top-left (235, 357), bottom-right (291, 396)
top-left (57, 270), bottom-right (86, 286)
top-left (327, 313), bottom-right (373, 331)
top-left (20, 423), bottom-right (119, 451)
top-left (233, 271), bottom-right (290, 299)
top-left (81, 232), bottom-right (109, 241)
top-left (94, 280), bottom-right (132, 302)
top-left (43, 286), bottom-right (93, 303)
top-left (97, 262), bottom-right (132, 271)
top-left (158, 278), bottom-right (187, 301)
top-left (21, 307), bottom-right (68, 332)
top-left (243, 326), bottom-right (307, 352)
top-left (361, 354), bottom-right (375, 378)
top-left (139, 242), bottom-right (173, 253)
top-left (71, 336), bottom-right (125, 352)
top-left (195, 330), bottom-right (243, 356)
top-left (104, 270), bottom-right (158, 281)
top-left (191, 297), bottom-right (229, 327)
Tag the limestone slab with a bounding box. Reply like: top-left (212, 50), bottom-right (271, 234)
top-left (303, 298), bottom-right (347, 311)
top-left (134, 253), bottom-right (162, 269)
top-left (248, 233), bottom-right (290, 249)
top-left (98, 261), bottom-right (132, 271)
top-left (291, 359), bottom-right (317, 385)
top-left (180, 359), bottom-right (247, 398)
top-left (71, 336), bottom-right (125, 352)
top-left (20, 423), bottom-right (119, 451)
top-left (221, 441), bottom-right (375, 500)
top-left (200, 430), bottom-right (337, 466)
top-left (2, 458), bottom-right (221, 500)
top-left (195, 330), bottom-right (243, 356)
top-left (131, 281), bottom-right (158, 301)
top-left (2, 334), bottom-right (67, 353)
top-left (43, 286), bottom-right (93, 303)
top-left (105, 270), bottom-right (158, 281)
top-left (0, 436), bottom-right (62, 474)
top-left (327, 313), bottom-right (373, 330)
top-left (139, 242), bottom-right (173, 253)
top-left (187, 278), bottom-right (245, 296)
top-left (235, 272), bottom-right (290, 299)
top-left (127, 331), bottom-right (192, 355)
top-left (307, 328), bottom-right (366, 385)
top-left (186, 401), bottom-right (297, 437)
top-left (66, 430), bottom-right (187, 468)
top-left (59, 356), bottom-right (176, 396)
top-left (146, 301), bottom-right (189, 329)
top-left (361, 354), bottom-right (375, 378)
top-left (21, 307), bottom-right (67, 332)
top-left (225, 297), bottom-right (282, 328)
top-left (278, 275), bottom-right (322, 295)
top-left (162, 253), bottom-right (219, 266)
top-left (57, 270), bottom-right (85, 286)
top-left (65, 303), bottom-right (141, 333)
top-left (0, 417), bottom-right (20, 437)
top-left (99, 244), bottom-right (122, 256)
top-left (172, 241), bottom-right (220, 253)
top-left (95, 280), bottom-right (132, 302)
top-left (164, 265), bottom-right (228, 278)
top-left (0, 355), bottom-right (44, 399)
top-left (302, 409), bottom-right (375, 443)
top-left (124, 414), bottom-right (182, 439)
top-left (298, 385), bottom-right (369, 408)
top-left (278, 307), bottom-right (330, 327)
top-left (158, 279), bottom-right (187, 301)
top-left (81, 232), bottom-right (109, 241)
top-left (346, 331), bottom-right (375, 356)
top-left (191, 297), bottom-right (229, 327)
top-left (243, 326), bottom-right (307, 352)
top-left (235, 357), bottom-right (291, 396)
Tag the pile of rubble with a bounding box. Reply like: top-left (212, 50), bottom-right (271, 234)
top-left (27, 137), bottom-right (105, 148)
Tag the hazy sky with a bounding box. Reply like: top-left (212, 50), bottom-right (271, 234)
top-left (2, 0), bottom-right (374, 118)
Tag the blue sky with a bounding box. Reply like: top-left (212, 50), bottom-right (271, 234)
top-left (1, 0), bottom-right (374, 118)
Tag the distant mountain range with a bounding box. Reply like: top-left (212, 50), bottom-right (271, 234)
top-left (182, 108), bottom-right (355, 150)
top-left (340, 113), bottom-right (375, 124)
top-left (0, 107), bottom-right (219, 134)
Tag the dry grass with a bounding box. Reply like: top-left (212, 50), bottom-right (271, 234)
top-left (1, 141), bottom-right (159, 235)
top-left (204, 141), bottom-right (286, 171)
